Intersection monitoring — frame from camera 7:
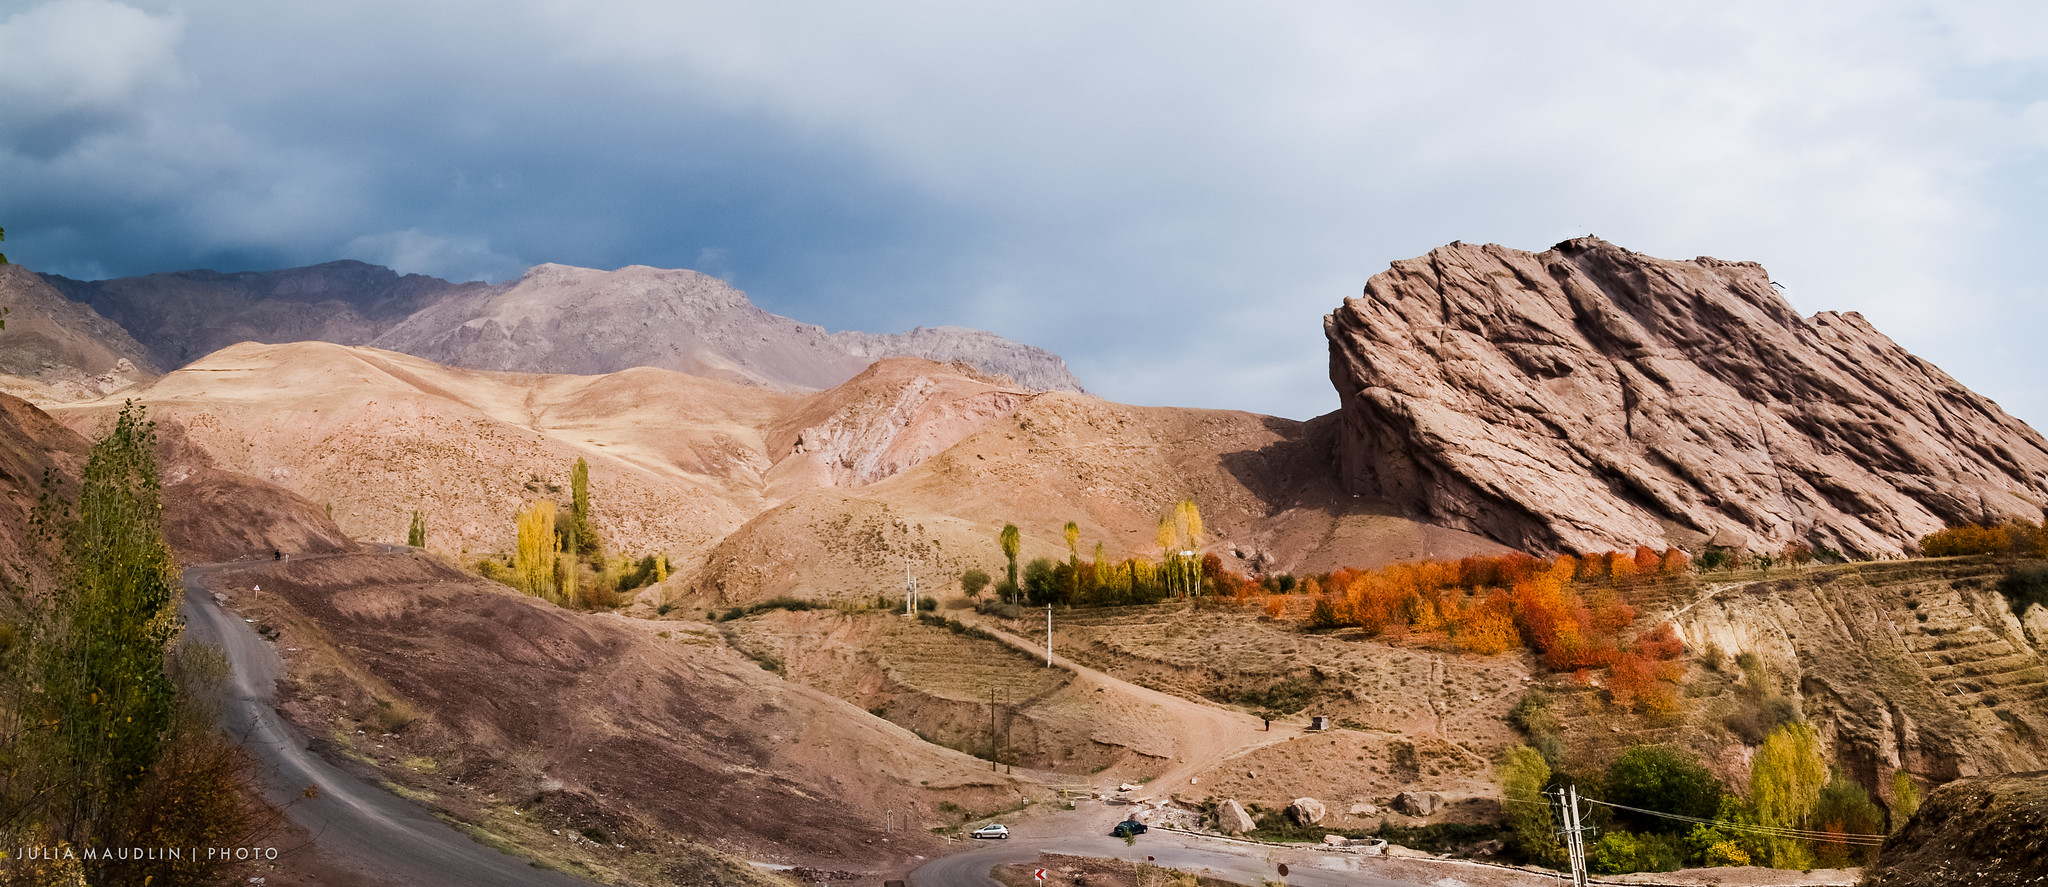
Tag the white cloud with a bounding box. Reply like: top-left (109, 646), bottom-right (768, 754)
top-left (0, 0), bottom-right (185, 154)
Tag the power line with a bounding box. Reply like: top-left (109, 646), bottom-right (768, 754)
top-left (1578, 797), bottom-right (1888, 845)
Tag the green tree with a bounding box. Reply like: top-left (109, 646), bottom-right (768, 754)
top-left (999, 523), bottom-right (1021, 602)
top-left (407, 510), bottom-right (426, 548)
top-left (1498, 745), bottom-right (1559, 864)
top-left (960, 568), bottom-right (992, 598)
top-left (1811, 775), bottom-right (1884, 866)
top-left (1, 224), bottom-right (9, 266)
top-left (1751, 722), bottom-right (1827, 868)
top-left (568, 457), bottom-right (599, 556)
top-left (1022, 558), bottom-right (1058, 605)
top-left (33, 403), bottom-right (182, 848)
top-left (1604, 745), bottom-right (1725, 834)
top-left (1890, 770), bottom-right (1920, 832)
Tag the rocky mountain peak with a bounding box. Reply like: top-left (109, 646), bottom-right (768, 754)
top-left (1325, 237), bottom-right (2048, 557)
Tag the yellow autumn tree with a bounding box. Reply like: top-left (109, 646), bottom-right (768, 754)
top-left (515, 499), bottom-right (559, 601)
top-left (1752, 721), bottom-right (1828, 868)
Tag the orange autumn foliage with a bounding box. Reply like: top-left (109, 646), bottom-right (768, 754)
top-left (1299, 547), bottom-right (1694, 704)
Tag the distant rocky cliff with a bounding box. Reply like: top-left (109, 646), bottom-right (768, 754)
top-left (1325, 237), bottom-right (2048, 557)
top-left (46, 261), bottom-right (1085, 394)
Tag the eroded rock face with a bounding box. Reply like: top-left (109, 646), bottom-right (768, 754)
top-left (1325, 237), bottom-right (2048, 556)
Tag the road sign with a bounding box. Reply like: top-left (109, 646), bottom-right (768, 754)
top-left (1033, 868), bottom-right (1046, 882)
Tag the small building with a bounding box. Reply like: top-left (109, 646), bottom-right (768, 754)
top-left (1308, 715), bottom-right (1329, 731)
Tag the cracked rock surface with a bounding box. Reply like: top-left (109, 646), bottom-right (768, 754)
top-left (1324, 237), bottom-right (2048, 556)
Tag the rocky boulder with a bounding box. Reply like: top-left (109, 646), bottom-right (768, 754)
top-left (1284, 797), bottom-right (1327, 827)
top-left (1392, 791), bottom-right (1444, 816)
top-left (1324, 237), bottom-right (2048, 557)
top-left (1216, 799), bottom-right (1256, 835)
top-left (1347, 802), bottom-right (1379, 817)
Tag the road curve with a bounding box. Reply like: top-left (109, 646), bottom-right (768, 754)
top-left (181, 559), bottom-right (593, 887)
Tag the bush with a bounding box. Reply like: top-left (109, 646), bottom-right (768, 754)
top-left (1603, 746), bottom-right (1725, 833)
top-left (1811, 776), bottom-right (1885, 866)
top-left (1998, 564), bottom-right (2048, 616)
top-left (1589, 830), bottom-right (1683, 873)
top-left (960, 568), bottom-right (992, 597)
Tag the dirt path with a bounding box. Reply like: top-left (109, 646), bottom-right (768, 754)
top-left (960, 613), bottom-right (1303, 799)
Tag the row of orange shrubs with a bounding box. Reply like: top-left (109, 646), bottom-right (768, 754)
top-left (1242, 549), bottom-right (1694, 713)
top-left (1919, 520), bottom-right (2048, 558)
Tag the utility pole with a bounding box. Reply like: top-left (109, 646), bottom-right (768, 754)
top-left (989, 686), bottom-right (999, 772)
top-left (1045, 603), bottom-right (1053, 666)
top-left (1553, 785), bottom-right (1591, 887)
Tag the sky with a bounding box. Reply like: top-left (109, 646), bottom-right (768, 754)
top-left (1, 1), bottom-right (2045, 424)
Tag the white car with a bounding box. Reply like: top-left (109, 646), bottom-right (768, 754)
top-left (970, 823), bottom-right (1010, 840)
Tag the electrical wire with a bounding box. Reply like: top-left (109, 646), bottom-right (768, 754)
top-left (1499, 796), bottom-right (1889, 846)
top-left (1578, 797), bottom-right (1889, 846)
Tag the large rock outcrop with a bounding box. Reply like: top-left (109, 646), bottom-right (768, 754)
top-left (1325, 237), bottom-right (2048, 556)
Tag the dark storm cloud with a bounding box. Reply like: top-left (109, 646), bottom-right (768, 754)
top-left (1, 0), bottom-right (2045, 425)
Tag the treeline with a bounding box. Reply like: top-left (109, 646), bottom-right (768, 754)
top-left (475, 457), bottom-right (667, 609)
top-left (1, 405), bottom-right (274, 886)
top-left (975, 500), bottom-right (1213, 608)
top-left (1502, 718), bottom-right (1904, 873)
top-left (1918, 519), bottom-right (2048, 558)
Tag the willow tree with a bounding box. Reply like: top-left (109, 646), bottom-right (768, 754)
top-left (999, 523), bottom-right (1021, 602)
top-left (34, 402), bottom-right (182, 847)
top-left (1752, 721), bottom-right (1827, 867)
top-left (1499, 745), bottom-right (1559, 864)
top-left (515, 499), bottom-right (559, 601)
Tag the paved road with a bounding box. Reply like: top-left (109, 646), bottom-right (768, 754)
top-left (181, 559), bottom-right (592, 887)
top-left (910, 802), bottom-right (1447, 887)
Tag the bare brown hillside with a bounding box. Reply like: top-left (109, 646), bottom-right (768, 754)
top-left (55, 343), bottom-right (1485, 608)
top-left (0, 265), bottom-right (157, 403)
top-left (197, 551), bottom-right (1023, 881)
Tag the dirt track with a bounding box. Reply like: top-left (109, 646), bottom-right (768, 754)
top-left (182, 555), bottom-right (594, 887)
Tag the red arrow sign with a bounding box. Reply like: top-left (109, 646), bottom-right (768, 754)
top-left (1033, 869), bottom-right (1046, 882)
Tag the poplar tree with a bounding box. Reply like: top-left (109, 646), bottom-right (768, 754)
top-left (999, 524), bottom-right (1021, 602)
top-left (568, 457), bottom-right (598, 556)
top-left (407, 510), bottom-right (426, 548)
top-left (1063, 521), bottom-right (1081, 601)
top-left (515, 500), bottom-right (559, 600)
top-left (35, 402), bottom-right (181, 847)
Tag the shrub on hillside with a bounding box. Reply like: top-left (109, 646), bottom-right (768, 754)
top-left (1590, 830), bottom-right (1684, 874)
top-left (1604, 745), bottom-right (1726, 833)
top-left (1921, 521), bottom-right (2046, 558)
top-left (1812, 775), bottom-right (1885, 866)
top-left (1997, 564), bottom-right (2048, 616)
